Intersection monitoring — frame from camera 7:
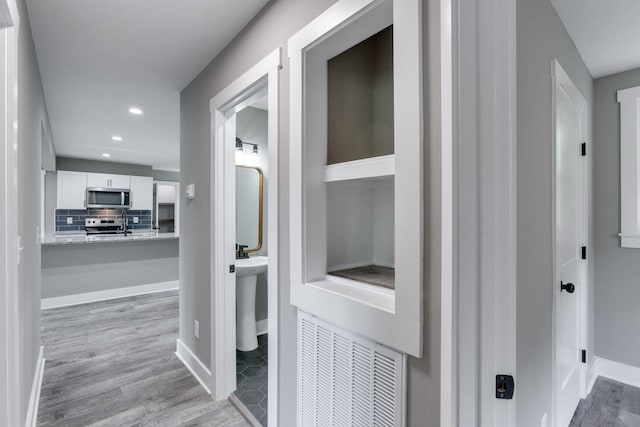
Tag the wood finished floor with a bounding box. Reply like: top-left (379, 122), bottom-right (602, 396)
top-left (570, 377), bottom-right (640, 426)
top-left (38, 290), bottom-right (250, 427)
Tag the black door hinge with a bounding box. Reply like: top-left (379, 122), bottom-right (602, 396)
top-left (229, 264), bottom-right (235, 273)
top-left (496, 375), bottom-right (515, 399)
top-left (581, 246), bottom-right (587, 260)
top-left (581, 142), bottom-right (587, 156)
top-left (581, 349), bottom-right (587, 364)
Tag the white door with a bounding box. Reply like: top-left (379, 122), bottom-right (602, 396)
top-left (554, 61), bottom-right (587, 427)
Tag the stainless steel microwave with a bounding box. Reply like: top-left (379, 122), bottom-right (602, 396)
top-left (86, 187), bottom-right (131, 209)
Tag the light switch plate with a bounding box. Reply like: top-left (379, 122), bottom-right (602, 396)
top-left (186, 184), bottom-right (195, 200)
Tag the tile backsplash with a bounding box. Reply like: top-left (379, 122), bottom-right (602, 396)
top-left (55, 209), bottom-right (152, 232)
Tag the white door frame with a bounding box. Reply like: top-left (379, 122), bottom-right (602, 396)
top-left (0, 0), bottom-right (20, 425)
top-left (551, 58), bottom-right (589, 426)
top-left (443, 0), bottom-right (517, 425)
top-left (209, 48), bottom-right (281, 426)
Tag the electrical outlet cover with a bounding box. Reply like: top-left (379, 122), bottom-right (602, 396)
top-left (67, 217), bottom-right (73, 224)
top-left (133, 217), bottom-right (139, 224)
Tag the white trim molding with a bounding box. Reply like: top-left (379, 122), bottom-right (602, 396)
top-left (591, 357), bottom-right (640, 390)
top-left (25, 346), bottom-right (45, 427)
top-left (209, 48), bottom-right (281, 427)
top-left (41, 281), bottom-right (179, 309)
top-left (0, 1), bottom-right (20, 425)
top-left (288, 0), bottom-right (424, 358)
top-left (617, 85), bottom-right (640, 248)
top-left (447, 0), bottom-right (517, 425)
top-left (175, 339), bottom-right (213, 395)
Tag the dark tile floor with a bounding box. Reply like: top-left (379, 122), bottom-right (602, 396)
top-left (235, 334), bottom-right (268, 426)
top-left (570, 377), bottom-right (640, 426)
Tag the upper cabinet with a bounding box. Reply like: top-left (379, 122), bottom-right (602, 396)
top-left (87, 172), bottom-right (130, 189)
top-left (130, 176), bottom-right (153, 211)
top-left (288, 0), bottom-right (423, 356)
top-left (56, 170), bottom-right (88, 209)
top-left (56, 171), bottom-right (155, 212)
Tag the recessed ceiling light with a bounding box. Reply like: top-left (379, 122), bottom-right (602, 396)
top-left (112, 136), bottom-right (123, 142)
top-left (101, 153), bottom-right (111, 158)
top-left (128, 107), bottom-right (143, 115)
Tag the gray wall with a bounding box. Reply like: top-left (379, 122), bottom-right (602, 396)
top-left (17, 0), bottom-right (53, 421)
top-left (517, 0), bottom-right (593, 425)
top-left (593, 67), bottom-right (640, 367)
top-left (42, 239), bottom-right (179, 298)
top-left (236, 106), bottom-right (268, 322)
top-left (180, 0), bottom-right (440, 425)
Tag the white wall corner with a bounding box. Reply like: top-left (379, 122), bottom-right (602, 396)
top-left (25, 346), bottom-right (45, 427)
top-left (592, 357), bottom-right (640, 390)
top-left (175, 339), bottom-right (214, 396)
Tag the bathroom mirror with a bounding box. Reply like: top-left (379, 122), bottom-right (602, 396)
top-left (236, 165), bottom-right (263, 252)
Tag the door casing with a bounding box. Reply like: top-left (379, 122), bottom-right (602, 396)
top-left (209, 48), bottom-right (281, 427)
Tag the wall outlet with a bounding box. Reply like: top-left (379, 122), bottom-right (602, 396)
top-left (66, 217), bottom-right (73, 224)
top-left (541, 412), bottom-right (547, 427)
top-left (133, 217), bottom-right (139, 224)
top-left (194, 320), bottom-right (200, 340)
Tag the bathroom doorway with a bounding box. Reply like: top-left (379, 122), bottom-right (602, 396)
top-left (209, 49), bottom-right (280, 427)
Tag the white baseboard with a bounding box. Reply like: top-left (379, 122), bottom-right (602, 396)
top-left (229, 392), bottom-right (262, 427)
top-left (256, 319), bottom-right (268, 336)
top-left (42, 280), bottom-right (179, 309)
top-left (176, 339), bottom-right (213, 395)
top-left (586, 357), bottom-right (598, 395)
top-left (25, 346), bottom-right (45, 427)
top-left (591, 357), bottom-right (640, 389)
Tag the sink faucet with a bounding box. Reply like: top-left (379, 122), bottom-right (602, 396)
top-left (121, 210), bottom-right (129, 236)
top-left (236, 244), bottom-right (249, 259)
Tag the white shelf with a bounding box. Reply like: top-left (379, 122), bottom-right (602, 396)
top-left (324, 154), bottom-right (394, 182)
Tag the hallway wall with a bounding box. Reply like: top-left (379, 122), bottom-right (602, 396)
top-left (592, 67), bottom-right (640, 368)
top-left (179, 0), bottom-right (441, 425)
top-left (517, 0), bottom-right (594, 425)
top-left (17, 0), bottom-right (53, 421)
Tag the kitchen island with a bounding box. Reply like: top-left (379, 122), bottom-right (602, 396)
top-left (41, 231), bottom-right (179, 308)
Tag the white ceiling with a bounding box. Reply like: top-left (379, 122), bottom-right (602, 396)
top-left (551, 0), bottom-right (640, 79)
top-left (27, 0), bottom-right (269, 171)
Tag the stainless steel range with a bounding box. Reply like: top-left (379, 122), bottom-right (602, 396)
top-left (85, 218), bottom-right (124, 235)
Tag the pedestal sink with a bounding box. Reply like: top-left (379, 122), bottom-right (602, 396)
top-left (236, 256), bottom-right (268, 351)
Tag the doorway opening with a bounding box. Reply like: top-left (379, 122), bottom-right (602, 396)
top-left (210, 49), bottom-right (280, 427)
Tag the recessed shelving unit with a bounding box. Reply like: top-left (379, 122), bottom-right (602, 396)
top-left (289, 0), bottom-right (423, 356)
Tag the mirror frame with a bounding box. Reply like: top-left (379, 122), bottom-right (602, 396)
top-left (236, 165), bottom-right (264, 252)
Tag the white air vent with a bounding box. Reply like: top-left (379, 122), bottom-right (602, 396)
top-left (298, 311), bottom-right (406, 426)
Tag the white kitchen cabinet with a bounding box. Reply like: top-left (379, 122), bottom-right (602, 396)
top-left (56, 170), bottom-right (87, 209)
top-left (87, 172), bottom-right (130, 189)
top-left (130, 176), bottom-right (153, 210)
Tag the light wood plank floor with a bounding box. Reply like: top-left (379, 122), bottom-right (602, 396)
top-left (38, 290), bottom-right (249, 427)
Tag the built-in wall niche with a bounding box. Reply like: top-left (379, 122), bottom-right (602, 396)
top-left (327, 26), bottom-right (393, 165)
top-left (289, 0), bottom-right (423, 356)
top-left (326, 178), bottom-right (395, 289)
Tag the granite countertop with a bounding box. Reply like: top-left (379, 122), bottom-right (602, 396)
top-left (42, 230), bottom-right (179, 246)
